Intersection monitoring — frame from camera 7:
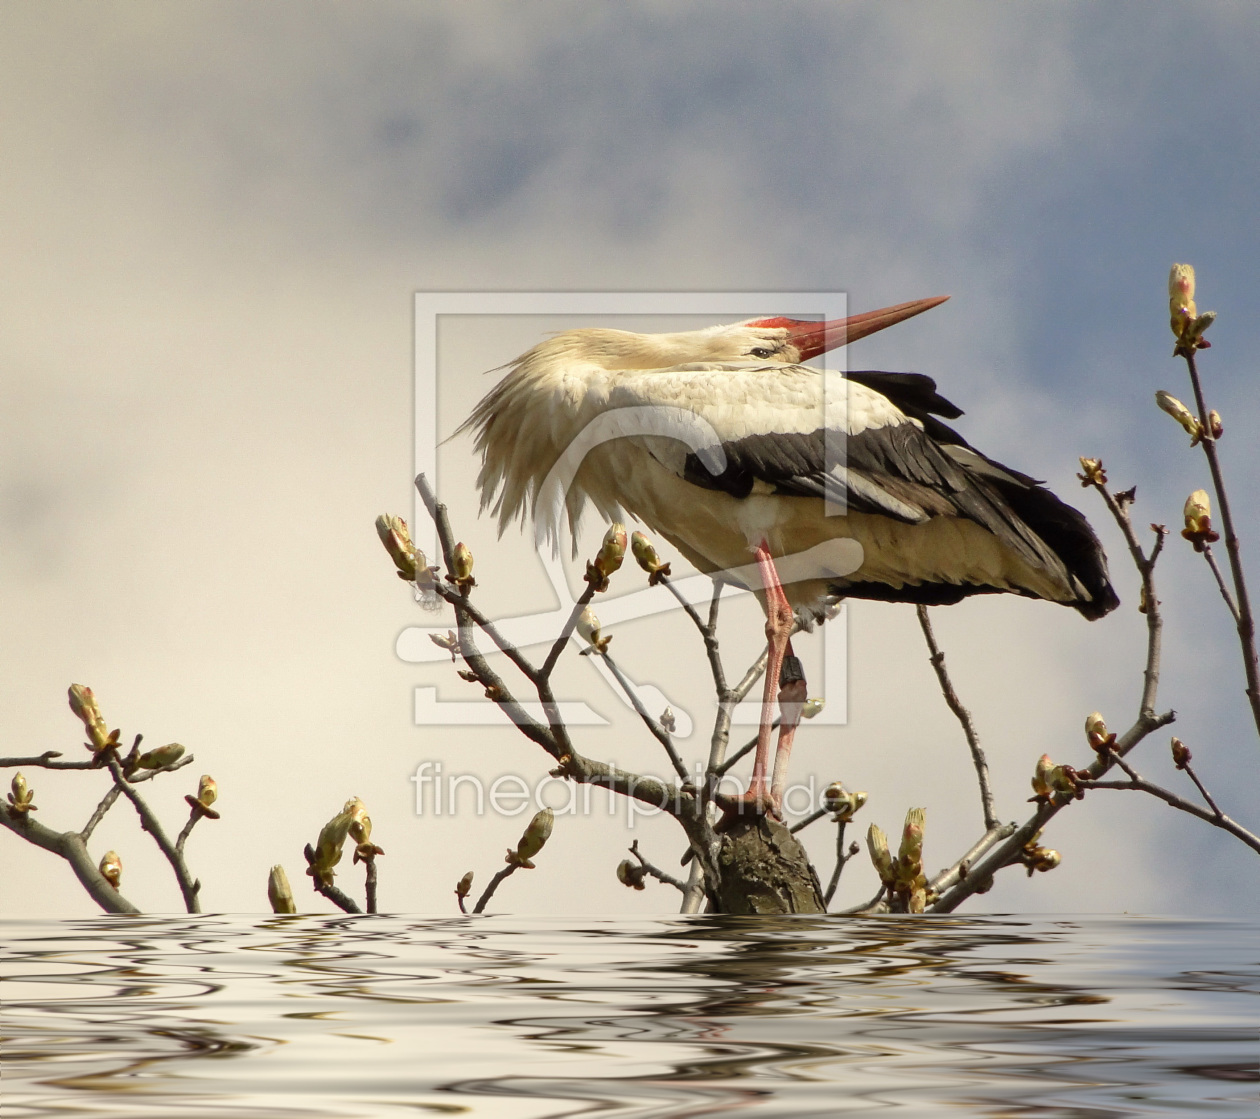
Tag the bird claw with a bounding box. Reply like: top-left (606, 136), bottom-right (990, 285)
top-left (715, 788), bottom-right (782, 829)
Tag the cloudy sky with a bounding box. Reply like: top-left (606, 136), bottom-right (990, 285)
top-left (3, 3), bottom-right (1258, 917)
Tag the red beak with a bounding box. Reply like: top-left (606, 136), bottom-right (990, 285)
top-left (748, 296), bottom-right (949, 361)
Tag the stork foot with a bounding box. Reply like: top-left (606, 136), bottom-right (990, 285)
top-left (714, 786), bottom-right (782, 827)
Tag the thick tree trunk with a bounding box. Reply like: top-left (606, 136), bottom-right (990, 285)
top-left (711, 816), bottom-right (825, 913)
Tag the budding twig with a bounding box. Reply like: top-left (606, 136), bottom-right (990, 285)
top-left (597, 649), bottom-right (688, 780)
top-left (302, 842), bottom-right (362, 913)
top-left (823, 826), bottom-right (858, 908)
top-left (628, 839), bottom-right (687, 892)
top-left (1078, 770), bottom-right (1259, 854)
top-left (472, 864), bottom-right (518, 914)
top-left (105, 757), bottom-right (202, 913)
top-left (1201, 544), bottom-right (1242, 625)
top-left (1180, 348), bottom-right (1260, 738)
top-left (916, 605), bottom-right (998, 830)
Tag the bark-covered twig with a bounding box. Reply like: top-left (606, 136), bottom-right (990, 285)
top-left (835, 885), bottom-right (887, 915)
top-left (789, 806), bottom-right (828, 834)
top-left (105, 757), bottom-right (201, 913)
top-left (175, 806), bottom-right (204, 855)
top-left (472, 864), bottom-right (518, 913)
top-left (364, 857), bottom-right (379, 914)
top-left (823, 825), bottom-right (858, 908)
top-left (0, 801), bottom-right (140, 914)
top-left (628, 839), bottom-right (687, 892)
top-left (0, 752), bottom-right (97, 771)
top-left (80, 787), bottom-right (121, 842)
top-left (595, 649), bottom-right (688, 779)
top-left (659, 574), bottom-right (729, 697)
top-left (916, 605), bottom-right (999, 830)
top-left (1201, 543), bottom-right (1242, 625)
top-left (540, 584), bottom-right (597, 682)
top-left (302, 842), bottom-right (362, 913)
top-left (1078, 772), bottom-right (1259, 853)
top-left (1180, 348), bottom-right (1260, 737)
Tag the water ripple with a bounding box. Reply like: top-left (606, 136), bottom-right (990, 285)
top-left (1, 915), bottom-right (1255, 1117)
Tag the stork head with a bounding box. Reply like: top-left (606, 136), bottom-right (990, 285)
top-left (738, 296), bottom-right (950, 364)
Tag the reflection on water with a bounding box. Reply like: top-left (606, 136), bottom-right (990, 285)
top-left (1, 915), bottom-right (1256, 1117)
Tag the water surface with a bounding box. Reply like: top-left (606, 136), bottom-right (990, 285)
top-left (2, 915), bottom-right (1256, 1117)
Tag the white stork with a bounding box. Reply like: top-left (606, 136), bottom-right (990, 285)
top-left (460, 298), bottom-right (1118, 817)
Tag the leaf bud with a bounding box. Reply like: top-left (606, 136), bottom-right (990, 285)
top-left (99, 850), bottom-right (122, 889)
top-left (1084, 712), bottom-right (1114, 752)
top-left (197, 774), bottom-right (218, 808)
top-left (268, 865), bottom-right (296, 913)
top-left (375, 514), bottom-right (419, 582)
top-left (897, 807), bottom-right (926, 871)
top-left (584, 523), bottom-right (628, 591)
top-left (823, 781), bottom-right (867, 822)
top-left (456, 871), bottom-right (474, 899)
top-left (1155, 390), bottom-right (1203, 443)
top-left (1171, 737), bottom-right (1192, 770)
top-left (801, 697), bottom-right (825, 719)
top-left (137, 743), bottom-right (186, 770)
top-left (509, 807), bottom-right (554, 869)
top-left (7, 772), bottom-right (35, 814)
top-left (307, 800), bottom-right (356, 886)
top-left (1168, 262), bottom-right (1196, 336)
top-left (430, 630), bottom-right (459, 662)
top-left (576, 606), bottom-right (612, 653)
top-left (68, 683), bottom-right (116, 753)
top-left (1077, 457), bottom-right (1107, 487)
top-left (616, 859), bottom-right (647, 890)
top-left (1030, 754), bottom-right (1056, 800)
top-left (449, 542), bottom-right (476, 592)
top-left (1207, 410), bottom-right (1223, 439)
top-left (1181, 489), bottom-right (1219, 549)
top-left (631, 531), bottom-right (672, 585)
top-left (866, 823), bottom-right (894, 886)
top-left (659, 706), bottom-right (676, 733)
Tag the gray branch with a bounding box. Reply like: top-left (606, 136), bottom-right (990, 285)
top-left (1181, 348), bottom-right (1260, 738)
top-left (105, 757), bottom-right (201, 913)
top-left (916, 605), bottom-right (998, 830)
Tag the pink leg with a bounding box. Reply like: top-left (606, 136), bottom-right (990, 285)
top-left (719, 542), bottom-right (798, 820)
top-left (769, 641), bottom-right (807, 815)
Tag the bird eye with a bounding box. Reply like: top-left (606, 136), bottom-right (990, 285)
top-left (749, 347), bottom-right (773, 359)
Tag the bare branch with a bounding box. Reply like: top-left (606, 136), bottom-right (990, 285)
top-left (472, 864), bottom-right (518, 913)
top-left (175, 806), bottom-right (205, 855)
top-left (1180, 349), bottom-right (1260, 737)
top-left (1201, 544), bottom-right (1242, 625)
top-left (539, 584), bottom-right (597, 682)
top-left (823, 825), bottom-right (857, 908)
top-left (916, 605), bottom-right (998, 830)
top-left (835, 885), bottom-right (887, 915)
top-left (1079, 774), bottom-right (1259, 853)
top-left (788, 807), bottom-right (828, 834)
top-left (364, 857), bottom-right (379, 914)
top-left (595, 649), bottom-right (688, 779)
top-left (0, 752), bottom-right (97, 771)
top-left (629, 839), bottom-right (687, 892)
top-left (105, 757), bottom-right (201, 913)
top-left (80, 787), bottom-right (121, 842)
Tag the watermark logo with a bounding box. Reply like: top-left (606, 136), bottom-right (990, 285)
top-left (411, 761), bottom-right (829, 828)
